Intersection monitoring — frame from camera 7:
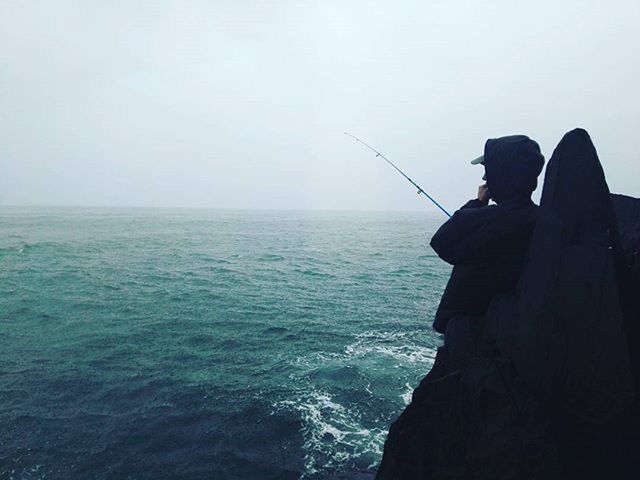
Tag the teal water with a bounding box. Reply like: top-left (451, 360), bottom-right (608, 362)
top-left (0, 207), bottom-right (449, 479)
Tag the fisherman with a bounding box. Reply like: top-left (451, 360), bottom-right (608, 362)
top-left (430, 135), bottom-right (545, 336)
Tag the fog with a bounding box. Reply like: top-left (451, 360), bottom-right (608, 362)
top-left (1, 0), bottom-right (638, 212)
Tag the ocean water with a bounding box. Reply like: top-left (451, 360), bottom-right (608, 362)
top-left (0, 207), bottom-right (450, 480)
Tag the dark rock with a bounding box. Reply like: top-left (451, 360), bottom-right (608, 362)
top-left (613, 193), bottom-right (640, 262)
top-left (376, 129), bottom-right (640, 480)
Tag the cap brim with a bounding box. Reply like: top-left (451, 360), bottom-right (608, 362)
top-left (470, 155), bottom-right (484, 165)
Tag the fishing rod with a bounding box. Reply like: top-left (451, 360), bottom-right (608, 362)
top-left (344, 132), bottom-right (451, 218)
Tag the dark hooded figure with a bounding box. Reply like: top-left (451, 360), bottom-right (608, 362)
top-left (430, 135), bottom-right (545, 334)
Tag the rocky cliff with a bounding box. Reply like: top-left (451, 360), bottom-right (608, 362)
top-left (376, 129), bottom-right (640, 480)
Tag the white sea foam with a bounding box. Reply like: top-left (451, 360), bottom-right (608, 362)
top-left (401, 383), bottom-right (414, 406)
top-left (345, 331), bottom-right (437, 366)
top-left (274, 390), bottom-right (384, 478)
top-left (282, 330), bottom-right (437, 477)
top-left (345, 342), bottom-right (436, 365)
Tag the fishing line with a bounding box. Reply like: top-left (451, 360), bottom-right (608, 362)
top-left (344, 132), bottom-right (451, 217)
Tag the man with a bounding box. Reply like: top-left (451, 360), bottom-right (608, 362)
top-left (430, 135), bottom-right (545, 335)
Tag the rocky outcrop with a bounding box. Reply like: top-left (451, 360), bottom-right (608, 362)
top-left (376, 129), bottom-right (640, 480)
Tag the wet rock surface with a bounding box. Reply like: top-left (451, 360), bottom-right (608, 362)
top-left (376, 129), bottom-right (640, 480)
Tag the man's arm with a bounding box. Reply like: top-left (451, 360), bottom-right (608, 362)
top-left (430, 184), bottom-right (493, 264)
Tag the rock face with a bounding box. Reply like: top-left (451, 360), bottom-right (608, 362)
top-left (376, 129), bottom-right (640, 480)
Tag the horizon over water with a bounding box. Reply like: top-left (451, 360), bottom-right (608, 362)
top-left (1, 206), bottom-right (450, 479)
top-left (0, 204), bottom-right (445, 214)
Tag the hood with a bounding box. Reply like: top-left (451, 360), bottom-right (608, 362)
top-left (483, 135), bottom-right (545, 204)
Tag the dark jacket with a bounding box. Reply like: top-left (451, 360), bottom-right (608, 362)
top-left (430, 135), bottom-right (544, 333)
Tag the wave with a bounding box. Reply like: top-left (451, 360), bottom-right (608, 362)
top-left (293, 268), bottom-right (335, 279)
top-left (401, 383), bottom-right (414, 406)
top-left (0, 242), bottom-right (31, 254)
top-left (274, 390), bottom-right (382, 478)
top-left (279, 329), bottom-right (438, 477)
top-left (262, 326), bottom-right (289, 335)
top-left (258, 253), bottom-right (286, 262)
top-left (345, 332), bottom-right (437, 366)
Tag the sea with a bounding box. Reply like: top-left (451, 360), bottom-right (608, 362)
top-left (0, 207), bottom-right (450, 480)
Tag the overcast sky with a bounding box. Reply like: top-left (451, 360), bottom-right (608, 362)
top-left (1, 0), bottom-right (638, 212)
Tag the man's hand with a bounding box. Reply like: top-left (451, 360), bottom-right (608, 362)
top-left (477, 184), bottom-right (490, 204)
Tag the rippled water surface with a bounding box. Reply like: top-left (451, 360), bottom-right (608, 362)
top-left (0, 207), bottom-right (449, 479)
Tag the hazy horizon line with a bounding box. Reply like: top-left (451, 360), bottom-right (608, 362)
top-left (0, 203), bottom-right (448, 216)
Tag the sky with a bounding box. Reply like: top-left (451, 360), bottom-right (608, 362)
top-left (1, 0), bottom-right (639, 212)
